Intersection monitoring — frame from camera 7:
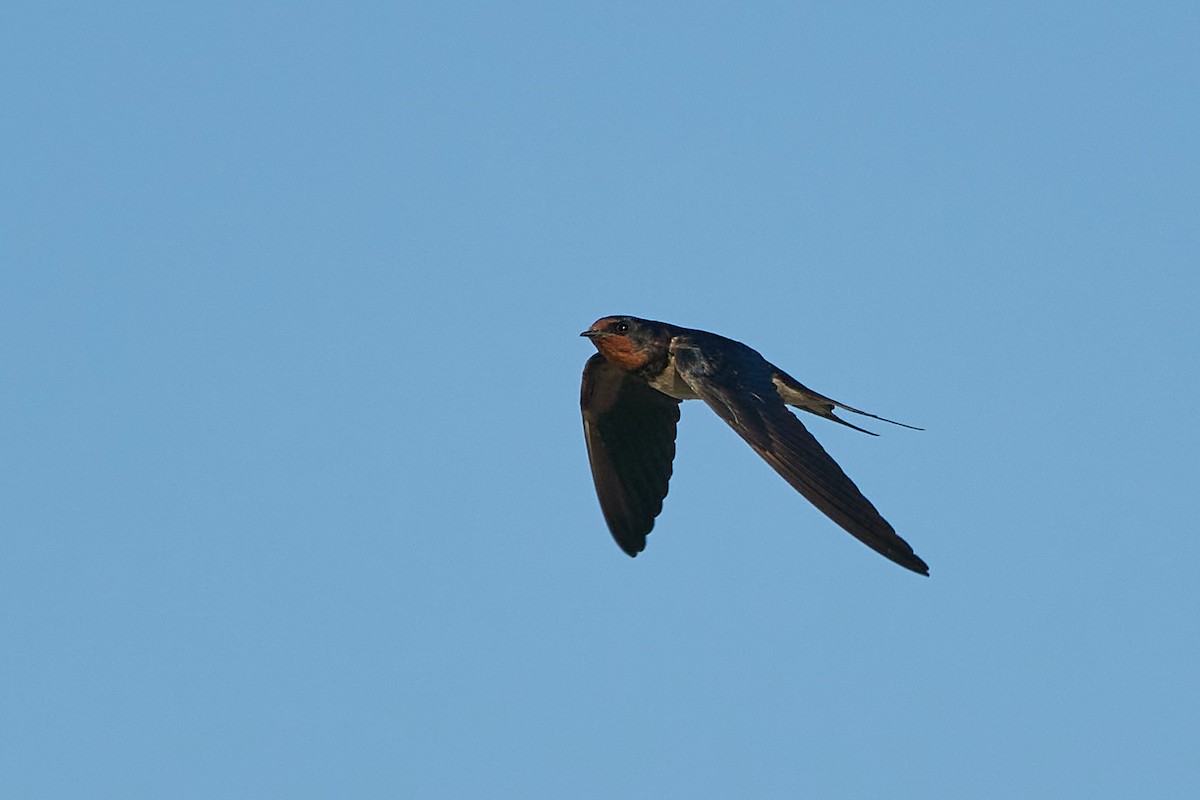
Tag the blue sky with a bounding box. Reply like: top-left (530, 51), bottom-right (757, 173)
top-left (3, 2), bottom-right (1198, 797)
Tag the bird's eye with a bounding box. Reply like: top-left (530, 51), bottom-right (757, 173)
top-left (613, 321), bottom-right (630, 334)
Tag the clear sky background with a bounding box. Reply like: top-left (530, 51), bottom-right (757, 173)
top-left (3, 3), bottom-right (1198, 798)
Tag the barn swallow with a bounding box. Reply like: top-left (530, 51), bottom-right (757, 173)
top-left (580, 315), bottom-right (929, 575)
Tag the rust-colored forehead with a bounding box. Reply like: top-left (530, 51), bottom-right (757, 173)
top-left (589, 316), bottom-right (623, 331)
top-left (586, 321), bottom-right (652, 371)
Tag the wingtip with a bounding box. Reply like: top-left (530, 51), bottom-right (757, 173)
top-left (614, 535), bottom-right (647, 558)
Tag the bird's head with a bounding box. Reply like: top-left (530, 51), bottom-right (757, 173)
top-left (580, 316), bottom-right (666, 371)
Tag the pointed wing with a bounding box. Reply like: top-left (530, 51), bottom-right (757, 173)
top-left (671, 339), bottom-right (929, 575)
top-left (581, 353), bottom-right (682, 556)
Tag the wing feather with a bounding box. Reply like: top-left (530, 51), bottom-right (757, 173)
top-left (581, 354), bottom-right (682, 556)
top-left (672, 340), bottom-right (929, 575)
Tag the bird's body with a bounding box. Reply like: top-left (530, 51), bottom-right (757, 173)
top-left (580, 315), bottom-right (929, 575)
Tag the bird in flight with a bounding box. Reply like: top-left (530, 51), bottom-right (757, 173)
top-left (580, 315), bottom-right (929, 575)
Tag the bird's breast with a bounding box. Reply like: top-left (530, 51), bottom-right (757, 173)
top-left (645, 359), bottom-right (701, 400)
